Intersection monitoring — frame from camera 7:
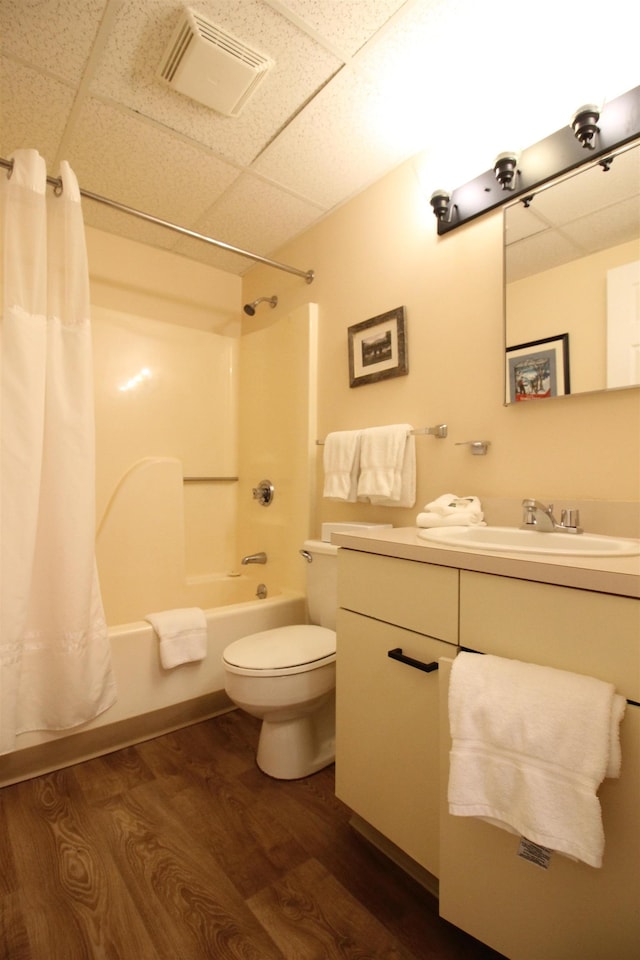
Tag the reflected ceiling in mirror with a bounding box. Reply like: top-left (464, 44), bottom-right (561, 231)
top-left (504, 140), bottom-right (640, 403)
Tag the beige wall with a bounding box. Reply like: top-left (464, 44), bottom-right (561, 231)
top-left (241, 157), bottom-right (640, 535)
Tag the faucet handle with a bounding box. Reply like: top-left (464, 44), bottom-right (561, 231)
top-left (560, 508), bottom-right (581, 529)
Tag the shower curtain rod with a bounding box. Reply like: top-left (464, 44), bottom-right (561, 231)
top-left (0, 156), bottom-right (315, 284)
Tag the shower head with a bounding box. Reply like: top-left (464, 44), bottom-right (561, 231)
top-left (243, 295), bottom-right (278, 316)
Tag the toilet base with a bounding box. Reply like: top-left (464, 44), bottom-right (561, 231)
top-left (255, 693), bottom-right (335, 780)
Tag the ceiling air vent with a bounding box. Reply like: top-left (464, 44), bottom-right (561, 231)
top-left (158, 8), bottom-right (273, 117)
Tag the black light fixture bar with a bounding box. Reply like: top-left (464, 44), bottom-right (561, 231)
top-left (436, 85), bottom-right (640, 235)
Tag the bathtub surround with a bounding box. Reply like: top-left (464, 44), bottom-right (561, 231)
top-left (0, 151), bottom-right (116, 755)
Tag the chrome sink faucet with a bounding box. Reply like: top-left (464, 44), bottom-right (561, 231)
top-left (521, 499), bottom-right (583, 534)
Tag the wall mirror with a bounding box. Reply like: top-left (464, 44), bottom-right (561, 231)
top-left (504, 139), bottom-right (640, 404)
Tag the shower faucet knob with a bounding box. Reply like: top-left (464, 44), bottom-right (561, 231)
top-left (252, 479), bottom-right (274, 506)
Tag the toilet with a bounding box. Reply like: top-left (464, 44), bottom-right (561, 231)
top-left (222, 539), bottom-right (338, 780)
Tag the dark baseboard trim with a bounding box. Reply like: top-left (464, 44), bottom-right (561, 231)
top-left (0, 691), bottom-right (235, 788)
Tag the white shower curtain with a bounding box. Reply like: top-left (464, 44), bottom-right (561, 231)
top-left (0, 149), bottom-right (116, 755)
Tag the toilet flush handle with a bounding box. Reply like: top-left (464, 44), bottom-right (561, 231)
top-left (299, 549), bottom-right (312, 563)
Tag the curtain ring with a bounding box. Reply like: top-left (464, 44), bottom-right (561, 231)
top-left (6, 158), bottom-right (14, 180)
top-left (53, 177), bottom-right (63, 197)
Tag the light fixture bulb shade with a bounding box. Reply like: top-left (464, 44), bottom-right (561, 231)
top-left (571, 104), bottom-right (600, 148)
top-left (429, 188), bottom-right (450, 220)
top-left (493, 152), bottom-right (519, 190)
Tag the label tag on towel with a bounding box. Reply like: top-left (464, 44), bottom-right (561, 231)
top-left (517, 837), bottom-right (553, 869)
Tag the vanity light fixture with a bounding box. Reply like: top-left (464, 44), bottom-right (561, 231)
top-left (431, 84), bottom-right (639, 235)
top-left (429, 188), bottom-right (452, 221)
top-left (570, 103), bottom-right (600, 149)
top-left (493, 152), bottom-right (519, 190)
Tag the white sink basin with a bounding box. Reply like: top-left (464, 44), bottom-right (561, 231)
top-left (418, 525), bottom-right (640, 556)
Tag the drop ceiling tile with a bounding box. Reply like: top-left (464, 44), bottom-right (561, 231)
top-left (253, 63), bottom-right (427, 208)
top-left (270, 0), bottom-right (408, 57)
top-left (82, 202), bottom-right (179, 255)
top-left (89, 0), bottom-right (343, 167)
top-left (66, 98), bottom-right (242, 225)
top-left (0, 0), bottom-right (105, 84)
top-left (174, 172), bottom-right (324, 266)
top-left (0, 58), bottom-right (76, 164)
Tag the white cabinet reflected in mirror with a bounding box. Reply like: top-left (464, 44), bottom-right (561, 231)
top-left (504, 139), bottom-right (640, 404)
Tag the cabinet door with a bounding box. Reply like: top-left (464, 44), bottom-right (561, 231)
top-left (439, 659), bottom-right (640, 960)
top-left (336, 608), bottom-right (452, 877)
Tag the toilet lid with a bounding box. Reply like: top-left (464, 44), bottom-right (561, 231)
top-left (223, 624), bottom-right (336, 674)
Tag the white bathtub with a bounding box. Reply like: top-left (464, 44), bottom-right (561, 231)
top-left (0, 584), bottom-right (306, 787)
top-left (106, 585), bottom-right (306, 720)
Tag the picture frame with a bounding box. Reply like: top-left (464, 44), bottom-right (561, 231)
top-left (348, 306), bottom-right (408, 387)
top-left (505, 333), bottom-right (570, 403)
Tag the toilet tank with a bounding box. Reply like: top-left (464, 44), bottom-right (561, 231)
top-left (303, 539), bottom-right (339, 630)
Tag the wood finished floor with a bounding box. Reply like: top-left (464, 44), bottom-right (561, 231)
top-left (0, 710), bottom-right (505, 960)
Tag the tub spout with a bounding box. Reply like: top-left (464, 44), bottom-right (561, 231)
top-left (241, 552), bottom-right (267, 565)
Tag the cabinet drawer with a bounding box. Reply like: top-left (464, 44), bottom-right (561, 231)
top-left (460, 571), bottom-right (640, 701)
top-left (336, 609), bottom-right (453, 876)
top-left (338, 549), bottom-right (459, 643)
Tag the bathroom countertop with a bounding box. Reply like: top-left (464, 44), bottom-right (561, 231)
top-left (332, 527), bottom-right (640, 599)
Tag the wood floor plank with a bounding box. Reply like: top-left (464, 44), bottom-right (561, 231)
top-left (3, 770), bottom-right (159, 959)
top-left (0, 892), bottom-right (31, 960)
top-left (92, 777), bottom-right (286, 959)
top-left (0, 790), bottom-right (19, 899)
top-left (169, 767), bottom-right (309, 899)
top-left (248, 856), bottom-right (416, 960)
top-left (72, 743), bottom-right (156, 804)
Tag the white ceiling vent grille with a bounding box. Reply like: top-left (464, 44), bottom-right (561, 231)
top-left (158, 8), bottom-right (273, 117)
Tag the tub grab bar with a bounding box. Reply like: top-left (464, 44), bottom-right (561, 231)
top-left (183, 476), bottom-right (239, 482)
top-left (387, 648), bottom-right (439, 673)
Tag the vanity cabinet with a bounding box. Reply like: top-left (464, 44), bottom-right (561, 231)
top-left (335, 539), bottom-right (639, 960)
top-left (335, 550), bottom-right (458, 878)
top-left (439, 570), bottom-right (640, 960)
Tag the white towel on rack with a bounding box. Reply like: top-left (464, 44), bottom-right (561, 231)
top-left (146, 608), bottom-right (208, 669)
top-left (357, 424), bottom-right (416, 507)
top-left (447, 652), bottom-right (626, 868)
top-left (416, 493), bottom-right (485, 527)
top-left (322, 430), bottom-right (361, 501)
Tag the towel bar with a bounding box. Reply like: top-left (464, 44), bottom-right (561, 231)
top-left (460, 647), bottom-right (638, 706)
top-left (387, 648), bottom-right (439, 673)
top-left (317, 423), bottom-right (447, 444)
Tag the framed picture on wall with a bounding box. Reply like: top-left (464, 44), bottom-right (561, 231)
top-left (505, 333), bottom-right (570, 403)
top-left (348, 306), bottom-right (408, 387)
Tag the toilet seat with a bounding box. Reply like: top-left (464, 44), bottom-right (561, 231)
top-left (223, 625), bottom-right (336, 677)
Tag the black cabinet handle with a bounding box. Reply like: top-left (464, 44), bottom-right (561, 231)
top-left (387, 647), bottom-right (439, 673)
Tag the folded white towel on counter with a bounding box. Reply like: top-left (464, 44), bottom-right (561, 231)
top-left (145, 607), bottom-right (208, 669)
top-left (447, 651), bottom-right (626, 868)
top-left (357, 424), bottom-right (416, 507)
top-left (322, 429), bottom-right (361, 501)
top-left (416, 494), bottom-right (484, 527)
